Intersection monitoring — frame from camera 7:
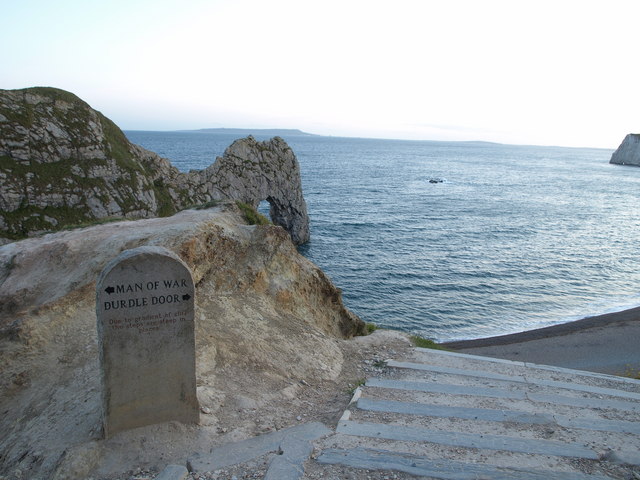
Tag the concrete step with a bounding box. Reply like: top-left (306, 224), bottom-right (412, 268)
top-left (312, 347), bottom-right (640, 479)
top-left (386, 360), bottom-right (640, 401)
top-left (366, 377), bottom-right (640, 413)
top-left (409, 347), bottom-right (640, 392)
top-left (337, 419), bottom-right (599, 459)
top-left (317, 447), bottom-right (612, 480)
top-left (355, 397), bottom-right (640, 435)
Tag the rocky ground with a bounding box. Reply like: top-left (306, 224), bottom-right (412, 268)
top-left (65, 330), bottom-right (416, 480)
top-left (95, 327), bottom-right (640, 480)
top-left (0, 205), bottom-right (390, 480)
top-left (3, 204), bottom-right (639, 480)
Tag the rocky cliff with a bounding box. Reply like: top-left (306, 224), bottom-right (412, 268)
top-left (0, 204), bottom-right (366, 479)
top-left (610, 133), bottom-right (640, 166)
top-left (0, 87), bottom-right (310, 244)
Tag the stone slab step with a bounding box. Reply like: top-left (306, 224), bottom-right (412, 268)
top-left (366, 378), bottom-right (640, 412)
top-left (356, 397), bottom-right (640, 435)
top-left (336, 420), bottom-right (599, 459)
top-left (413, 347), bottom-right (640, 388)
top-left (314, 348), bottom-right (640, 478)
top-left (317, 447), bottom-right (613, 480)
top-left (387, 360), bottom-right (640, 401)
top-left (187, 422), bottom-right (329, 478)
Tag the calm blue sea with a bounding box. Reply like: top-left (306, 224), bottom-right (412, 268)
top-left (125, 130), bottom-right (640, 342)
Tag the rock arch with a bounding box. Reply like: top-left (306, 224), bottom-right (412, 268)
top-left (199, 136), bottom-right (311, 245)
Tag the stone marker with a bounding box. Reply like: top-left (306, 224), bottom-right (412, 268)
top-left (96, 246), bottom-right (199, 437)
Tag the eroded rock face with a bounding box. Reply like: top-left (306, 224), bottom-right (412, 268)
top-left (610, 133), bottom-right (640, 166)
top-left (0, 88), bottom-right (162, 237)
top-left (0, 87), bottom-right (310, 244)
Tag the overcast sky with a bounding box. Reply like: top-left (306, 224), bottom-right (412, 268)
top-left (2, 0), bottom-right (638, 148)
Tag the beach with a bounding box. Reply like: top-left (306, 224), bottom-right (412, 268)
top-left (443, 306), bottom-right (640, 376)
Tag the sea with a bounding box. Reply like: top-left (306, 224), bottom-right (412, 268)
top-left (124, 130), bottom-right (640, 342)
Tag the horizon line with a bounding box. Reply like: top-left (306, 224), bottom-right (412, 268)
top-left (122, 127), bottom-right (616, 151)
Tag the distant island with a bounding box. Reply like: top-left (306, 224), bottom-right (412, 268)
top-left (184, 128), bottom-right (317, 136)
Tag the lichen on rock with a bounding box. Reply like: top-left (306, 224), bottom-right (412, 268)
top-left (0, 87), bottom-right (310, 244)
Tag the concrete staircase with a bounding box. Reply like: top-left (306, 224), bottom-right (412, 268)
top-left (315, 347), bottom-right (640, 479)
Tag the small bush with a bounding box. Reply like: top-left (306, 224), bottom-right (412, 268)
top-left (365, 322), bottom-right (378, 334)
top-left (623, 365), bottom-right (640, 380)
top-left (236, 201), bottom-right (271, 226)
top-left (347, 378), bottom-right (366, 395)
top-left (410, 335), bottom-right (449, 351)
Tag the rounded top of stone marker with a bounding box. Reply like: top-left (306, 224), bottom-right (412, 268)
top-left (98, 246), bottom-right (191, 285)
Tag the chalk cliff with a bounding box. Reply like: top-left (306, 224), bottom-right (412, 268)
top-left (0, 205), bottom-right (365, 479)
top-left (0, 87), bottom-right (310, 244)
top-left (610, 133), bottom-right (640, 166)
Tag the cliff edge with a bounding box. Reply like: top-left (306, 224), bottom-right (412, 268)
top-left (0, 87), bottom-right (310, 244)
top-left (610, 133), bottom-right (640, 166)
top-left (0, 204), bottom-right (370, 479)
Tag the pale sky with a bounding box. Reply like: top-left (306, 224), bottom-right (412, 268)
top-left (2, 0), bottom-right (638, 148)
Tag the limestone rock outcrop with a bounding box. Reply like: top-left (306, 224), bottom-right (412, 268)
top-left (0, 87), bottom-right (310, 244)
top-left (610, 133), bottom-right (640, 166)
top-left (0, 205), bottom-right (364, 479)
top-left (185, 136), bottom-right (310, 245)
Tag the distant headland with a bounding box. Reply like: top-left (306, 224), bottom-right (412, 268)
top-left (182, 128), bottom-right (317, 136)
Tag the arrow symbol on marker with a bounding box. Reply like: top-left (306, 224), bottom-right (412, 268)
top-left (182, 294), bottom-right (191, 301)
top-left (105, 286), bottom-right (115, 295)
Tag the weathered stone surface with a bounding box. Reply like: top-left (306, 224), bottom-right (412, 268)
top-left (96, 246), bottom-right (198, 437)
top-left (610, 133), bottom-right (640, 166)
top-left (0, 87), bottom-right (310, 244)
